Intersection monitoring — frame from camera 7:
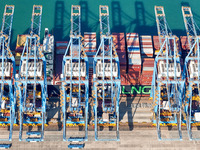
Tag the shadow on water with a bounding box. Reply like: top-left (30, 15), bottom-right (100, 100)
top-left (111, 1), bottom-right (126, 33)
top-left (54, 1), bottom-right (64, 41)
top-left (134, 1), bottom-right (156, 36)
top-left (181, 2), bottom-right (190, 7)
top-left (79, 1), bottom-right (91, 34)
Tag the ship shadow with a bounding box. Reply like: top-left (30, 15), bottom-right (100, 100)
top-left (54, 1), bottom-right (64, 42)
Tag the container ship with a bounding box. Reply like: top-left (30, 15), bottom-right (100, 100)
top-left (0, 0), bottom-right (200, 149)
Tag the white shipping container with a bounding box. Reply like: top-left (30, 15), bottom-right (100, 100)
top-left (140, 35), bottom-right (151, 39)
top-left (141, 45), bottom-right (153, 48)
top-left (129, 58), bottom-right (141, 65)
top-left (128, 53), bottom-right (141, 58)
top-left (143, 67), bottom-right (154, 71)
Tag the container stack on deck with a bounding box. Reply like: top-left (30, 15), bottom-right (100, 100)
top-left (112, 33), bottom-right (127, 82)
top-left (180, 36), bottom-right (190, 59)
top-left (141, 58), bottom-right (154, 86)
top-left (153, 36), bottom-right (161, 56)
top-left (43, 35), bottom-right (54, 85)
top-left (54, 41), bottom-right (68, 85)
top-left (126, 33), bottom-right (141, 85)
top-left (84, 32), bottom-right (96, 86)
top-left (139, 35), bottom-right (154, 86)
top-left (15, 35), bottom-right (27, 71)
top-left (140, 36), bottom-right (154, 58)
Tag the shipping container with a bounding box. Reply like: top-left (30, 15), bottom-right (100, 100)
top-left (153, 36), bottom-right (181, 56)
top-left (16, 34), bottom-right (27, 48)
top-left (56, 41), bottom-right (68, 55)
top-left (112, 33), bottom-right (126, 51)
top-left (140, 35), bottom-right (153, 57)
top-left (54, 54), bottom-right (64, 85)
top-left (84, 32), bottom-right (97, 52)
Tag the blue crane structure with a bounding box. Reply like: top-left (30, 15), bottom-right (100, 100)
top-left (92, 5), bottom-right (121, 141)
top-left (150, 6), bottom-right (184, 141)
top-left (15, 5), bottom-right (48, 142)
top-left (0, 5), bottom-right (16, 149)
top-left (182, 6), bottom-right (200, 140)
top-left (60, 5), bottom-right (89, 149)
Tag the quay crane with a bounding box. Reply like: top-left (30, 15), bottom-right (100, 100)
top-left (150, 6), bottom-right (184, 141)
top-left (92, 5), bottom-right (121, 141)
top-left (60, 5), bottom-right (89, 149)
top-left (182, 6), bottom-right (200, 140)
top-left (16, 5), bottom-right (48, 142)
top-left (0, 5), bottom-right (16, 149)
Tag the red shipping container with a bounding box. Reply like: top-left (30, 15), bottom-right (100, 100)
top-left (120, 65), bottom-right (126, 74)
top-left (118, 52), bottom-right (127, 65)
top-left (140, 81), bottom-right (152, 85)
top-left (84, 32), bottom-right (96, 38)
top-left (120, 74), bottom-right (130, 85)
top-left (153, 36), bottom-right (161, 50)
top-left (116, 47), bottom-right (126, 53)
top-left (54, 54), bottom-right (64, 83)
top-left (143, 58), bottom-right (154, 64)
top-left (142, 70), bottom-right (154, 76)
top-left (127, 41), bottom-right (140, 46)
top-left (180, 36), bottom-right (190, 50)
top-left (129, 65), bottom-right (141, 72)
top-left (126, 33), bottom-right (138, 37)
top-left (140, 42), bottom-right (153, 46)
top-left (127, 72), bottom-right (140, 79)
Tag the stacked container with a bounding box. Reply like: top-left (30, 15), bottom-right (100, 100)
top-left (43, 32), bottom-right (54, 85)
top-left (15, 35), bottom-right (27, 72)
top-left (126, 33), bottom-right (141, 85)
top-left (140, 35), bottom-right (153, 57)
top-left (180, 36), bottom-right (190, 58)
top-left (153, 36), bottom-right (162, 56)
top-left (54, 41), bottom-right (68, 85)
top-left (141, 58), bottom-right (154, 85)
top-left (84, 32), bottom-right (97, 86)
top-left (112, 33), bottom-right (126, 81)
top-left (153, 36), bottom-right (181, 56)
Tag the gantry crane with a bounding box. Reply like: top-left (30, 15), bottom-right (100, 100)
top-left (60, 5), bottom-right (89, 149)
top-left (0, 5), bottom-right (16, 148)
top-left (92, 5), bottom-right (120, 141)
top-left (182, 6), bottom-right (200, 140)
top-left (16, 5), bottom-right (47, 142)
top-left (150, 6), bottom-right (184, 141)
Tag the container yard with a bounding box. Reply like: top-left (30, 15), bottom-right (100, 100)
top-left (1, 0), bottom-right (200, 149)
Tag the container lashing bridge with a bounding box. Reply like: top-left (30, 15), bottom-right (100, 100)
top-left (16, 5), bottom-right (48, 142)
top-left (60, 5), bottom-right (89, 149)
top-left (0, 5), bottom-right (16, 149)
top-left (92, 5), bottom-right (121, 141)
top-left (150, 6), bottom-right (184, 141)
top-left (182, 6), bottom-right (200, 140)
